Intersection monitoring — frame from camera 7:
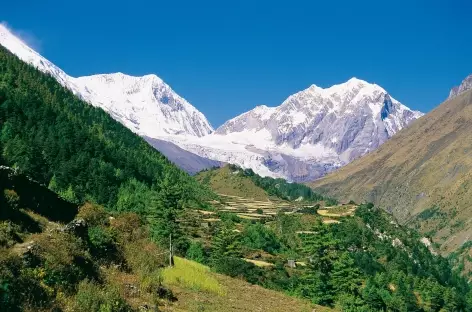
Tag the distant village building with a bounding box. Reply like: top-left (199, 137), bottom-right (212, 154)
top-left (287, 259), bottom-right (296, 268)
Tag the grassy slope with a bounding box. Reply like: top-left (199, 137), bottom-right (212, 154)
top-left (310, 89), bottom-right (472, 253)
top-left (0, 168), bottom-right (330, 312)
top-left (161, 257), bottom-right (332, 312)
top-left (196, 165), bottom-right (270, 201)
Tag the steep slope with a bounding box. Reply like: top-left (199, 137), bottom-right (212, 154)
top-left (0, 24), bottom-right (213, 139)
top-left (172, 78), bottom-right (423, 181)
top-left (311, 83), bottom-right (472, 253)
top-left (448, 74), bottom-right (472, 100)
top-left (0, 44), bottom-right (213, 210)
top-left (0, 23), bottom-right (218, 174)
top-left (72, 73), bottom-right (213, 138)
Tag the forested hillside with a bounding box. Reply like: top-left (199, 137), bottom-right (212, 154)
top-left (1, 41), bottom-right (471, 312)
top-left (184, 198), bottom-right (472, 310)
top-left (0, 46), bottom-right (213, 211)
top-left (310, 87), bottom-right (472, 257)
top-left (197, 164), bottom-right (331, 203)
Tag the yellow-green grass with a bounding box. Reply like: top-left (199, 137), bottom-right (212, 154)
top-left (202, 218), bottom-right (221, 222)
top-left (197, 210), bottom-right (215, 215)
top-left (161, 257), bottom-right (225, 296)
top-left (317, 206), bottom-right (356, 218)
top-left (243, 258), bottom-right (275, 267)
top-left (322, 219), bottom-right (341, 224)
top-left (237, 215), bottom-right (262, 220)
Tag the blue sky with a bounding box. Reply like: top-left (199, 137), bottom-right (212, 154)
top-left (2, 0), bottom-right (472, 127)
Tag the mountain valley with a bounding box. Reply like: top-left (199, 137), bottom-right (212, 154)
top-left (2, 17), bottom-right (472, 312)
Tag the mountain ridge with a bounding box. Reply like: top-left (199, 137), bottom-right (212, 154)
top-left (310, 83), bottom-right (472, 254)
top-left (449, 74), bottom-right (472, 100)
top-left (0, 23), bottom-right (423, 181)
top-left (0, 23), bottom-right (214, 139)
top-left (172, 77), bottom-right (423, 181)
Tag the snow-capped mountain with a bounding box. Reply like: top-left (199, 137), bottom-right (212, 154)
top-left (448, 74), bottom-right (472, 100)
top-left (0, 23), bottom-right (423, 181)
top-left (73, 73), bottom-right (213, 138)
top-left (167, 79), bottom-right (423, 181)
top-left (0, 24), bottom-right (213, 139)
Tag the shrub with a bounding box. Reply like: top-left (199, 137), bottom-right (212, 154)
top-left (31, 232), bottom-right (98, 293)
top-left (3, 189), bottom-right (19, 209)
top-left (0, 221), bottom-right (21, 248)
top-left (212, 257), bottom-right (264, 285)
top-left (72, 280), bottom-right (132, 312)
top-left (0, 251), bottom-right (52, 311)
top-left (186, 241), bottom-right (207, 264)
top-left (78, 203), bottom-right (109, 227)
top-left (110, 212), bottom-right (142, 241)
top-left (87, 226), bottom-right (117, 261)
top-left (123, 237), bottom-right (167, 291)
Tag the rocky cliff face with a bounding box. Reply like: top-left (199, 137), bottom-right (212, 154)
top-left (448, 74), bottom-right (472, 100)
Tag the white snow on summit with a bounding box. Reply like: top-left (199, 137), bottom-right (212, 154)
top-left (0, 23), bottom-right (423, 181)
top-left (168, 78), bottom-right (423, 181)
top-left (0, 23), bottom-right (213, 139)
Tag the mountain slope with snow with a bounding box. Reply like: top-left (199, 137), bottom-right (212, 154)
top-left (0, 23), bottom-right (219, 173)
top-left (0, 23), bottom-right (423, 181)
top-left (168, 79), bottom-right (423, 181)
top-left (0, 24), bottom-right (213, 139)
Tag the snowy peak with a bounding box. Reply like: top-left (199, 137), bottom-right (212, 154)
top-left (201, 78), bottom-right (423, 181)
top-left (73, 72), bottom-right (214, 138)
top-left (0, 24), bottom-right (213, 139)
top-left (0, 23), bottom-right (78, 91)
top-left (0, 23), bottom-right (424, 182)
top-left (448, 74), bottom-right (472, 100)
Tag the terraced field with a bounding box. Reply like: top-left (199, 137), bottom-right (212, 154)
top-left (196, 193), bottom-right (358, 225)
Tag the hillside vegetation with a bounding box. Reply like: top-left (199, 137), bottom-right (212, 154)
top-left (0, 166), bottom-right (331, 312)
top-left (197, 164), bottom-right (330, 203)
top-left (0, 45), bottom-right (213, 211)
top-left (192, 166), bottom-right (472, 310)
top-left (311, 89), bottom-right (472, 256)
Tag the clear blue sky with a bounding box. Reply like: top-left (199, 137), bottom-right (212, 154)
top-left (2, 0), bottom-right (471, 127)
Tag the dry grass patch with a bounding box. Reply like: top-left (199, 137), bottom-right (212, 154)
top-left (164, 271), bottom-right (334, 312)
top-left (243, 258), bottom-right (274, 267)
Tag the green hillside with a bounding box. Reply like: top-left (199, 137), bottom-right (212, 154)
top-left (196, 165), bottom-right (271, 200)
top-left (196, 164), bottom-right (329, 203)
top-left (0, 45), bottom-right (213, 212)
top-left (0, 167), bottom-right (332, 312)
top-left (310, 89), bottom-right (472, 261)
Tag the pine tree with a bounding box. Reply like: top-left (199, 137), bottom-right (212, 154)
top-left (330, 252), bottom-right (363, 297)
top-left (210, 224), bottom-right (242, 266)
top-left (147, 172), bottom-right (184, 248)
top-left (297, 221), bottom-right (338, 305)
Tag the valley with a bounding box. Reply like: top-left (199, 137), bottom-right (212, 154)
top-left (1, 8), bottom-right (472, 312)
